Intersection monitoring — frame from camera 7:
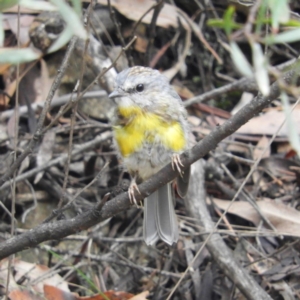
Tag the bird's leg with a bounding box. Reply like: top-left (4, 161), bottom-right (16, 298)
top-left (171, 153), bottom-right (184, 176)
top-left (128, 176), bottom-right (141, 208)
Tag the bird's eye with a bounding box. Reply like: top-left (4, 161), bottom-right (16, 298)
top-left (136, 84), bottom-right (144, 92)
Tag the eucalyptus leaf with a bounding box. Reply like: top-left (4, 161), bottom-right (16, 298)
top-left (0, 48), bottom-right (40, 64)
top-left (47, 27), bottom-right (72, 54)
top-left (266, 0), bottom-right (290, 30)
top-left (70, 0), bottom-right (81, 15)
top-left (230, 42), bottom-right (253, 78)
top-left (281, 92), bottom-right (300, 158)
top-left (49, 0), bottom-right (86, 39)
top-left (252, 43), bottom-right (270, 96)
top-left (265, 28), bottom-right (300, 44)
top-left (0, 14), bottom-right (3, 47)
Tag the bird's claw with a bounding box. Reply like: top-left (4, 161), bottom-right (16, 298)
top-left (172, 154), bottom-right (184, 177)
top-left (128, 181), bottom-right (142, 208)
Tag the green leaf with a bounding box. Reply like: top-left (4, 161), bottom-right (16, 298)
top-left (255, 1), bottom-right (268, 34)
top-left (70, 0), bottom-right (81, 15)
top-left (252, 43), bottom-right (270, 96)
top-left (47, 27), bottom-right (72, 53)
top-left (207, 18), bottom-right (242, 30)
top-left (284, 19), bottom-right (300, 27)
top-left (207, 6), bottom-right (242, 34)
top-left (230, 42), bottom-right (253, 78)
top-left (0, 48), bottom-right (40, 64)
top-left (206, 19), bottom-right (226, 28)
top-left (49, 0), bottom-right (86, 39)
top-left (281, 92), bottom-right (300, 158)
top-left (0, 14), bottom-right (3, 47)
top-left (265, 28), bottom-right (300, 44)
top-left (266, 0), bottom-right (290, 30)
top-left (223, 6), bottom-right (236, 36)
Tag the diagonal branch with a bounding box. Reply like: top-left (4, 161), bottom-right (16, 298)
top-left (0, 66), bottom-right (298, 260)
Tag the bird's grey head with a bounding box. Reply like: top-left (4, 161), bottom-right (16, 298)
top-left (109, 66), bottom-right (178, 108)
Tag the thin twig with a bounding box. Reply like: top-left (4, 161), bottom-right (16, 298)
top-left (45, 36), bottom-right (137, 131)
top-left (0, 36), bottom-right (136, 191)
top-left (177, 8), bottom-right (223, 64)
top-left (168, 86), bottom-right (300, 300)
top-left (21, 180), bottom-right (38, 223)
top-left (184, 58), bottom-right (297, 107)
top-left (79, 36), bottom-right (137, 98)
top-left (41, 245), bottom-right (182, 279)
top-left (5, 5), bottom-right (21, 299)
top-left (184, 77), bottom-right (257, 106)
top-left (145, 0), bottom-right (164, 66)
top-left (107, 0), bottom-right (134, 66)
top-left (60, 82), bottom-right (80, 208)
top-left (171, 160), bottom-right (272, 300)
top-left (0, 131), bottom-right (112, 192)
top-left (244, 0), bottom-right (263, 37)
top-left (59, 3), bottom-right (94, 208)
top-left (0, 36), bottom-right (79, 188)
top-left (0, 90), bottom-right (107, 121)
top-left (220, 163), bottom-right (277, 232)
top-left (43, 162), bottom-right (110, 223)
top-left (0, 64), bottom-right (296, 260)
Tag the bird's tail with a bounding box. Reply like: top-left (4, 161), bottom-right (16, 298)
top-left (177, 165), bottom-right (190, 198)
top-left (143, 183), bottom-right (179, 246)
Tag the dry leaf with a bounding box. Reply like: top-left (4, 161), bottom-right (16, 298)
top-left (7, 110), bottom-right (18, 147)
top-left (39, 59), bottom-right (52, 103)
top-left (134, 36), bottom-right (148, 53)
top-left (44, 285), bottom-right (136, 300)
top-left (129, 291), bottom-right (149, 300)
top-left (44, 285), bottom-right (77, 300)
top-left (213, 198), bottom-right (300, 237)
top-left (4, 14), bottom-right (35, 45)
top-left (226, 142), bottom-right (251, 156)
top-left (253, 136), bottom-right (270, 161)
top-left (18, 155), bottom-right (30, 175)
top-left (0, 259), bottom-right (70, 294)
top-left (259, 157), bottom-right (298, 181)
top-left (97, 0), bottom-right (188, 29)
top-left (9, 289), bottom-right (43, 300)
top-left (237, 106), bottom-right (300, 137)
top-left (34, 131), bottom-right (56, 184)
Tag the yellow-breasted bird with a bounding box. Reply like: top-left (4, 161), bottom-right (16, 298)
top-left (109, 66), bottom-right (190, 246)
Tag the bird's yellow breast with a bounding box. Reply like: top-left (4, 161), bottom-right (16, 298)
top-left (114, 106), bottom-right (186, 157)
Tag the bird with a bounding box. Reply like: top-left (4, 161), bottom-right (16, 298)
top-left (109, 66), bottom-right (190, 246)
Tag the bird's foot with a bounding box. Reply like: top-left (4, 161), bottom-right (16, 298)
top-left (171, 153), bottom-right (184, 177)
top-left (128, 179), bottom-right (142, 208)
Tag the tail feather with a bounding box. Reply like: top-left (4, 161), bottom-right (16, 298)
top-left (143, 191), bottom-right (159, 245)
top-left (177, 166), bottom-right (190, 198)
top-left (143, 184), bottom-right (179, 246)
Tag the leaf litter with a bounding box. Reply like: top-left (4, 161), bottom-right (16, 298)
top-left (1, 1), bottom-right (300, 299)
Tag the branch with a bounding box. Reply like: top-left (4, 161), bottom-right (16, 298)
top-left (179, 160), bottom-right (272, 300)
top-left (0, 36), bottom-right (78, 188)
top-left (0, 66), bottom-right (297, 260)
top-left (183, 57), bottom-right (297, 107)
top-left (0, 132), bottom-right (112, 192)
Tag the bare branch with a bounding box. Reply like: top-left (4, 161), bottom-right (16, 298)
top-left (0, 36), bottom-right (79, 188)
top-left (0, 65), bottom-right (297, 260)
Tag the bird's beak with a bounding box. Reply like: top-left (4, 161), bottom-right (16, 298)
top-left (109, 90), bottom-right (122, 99)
